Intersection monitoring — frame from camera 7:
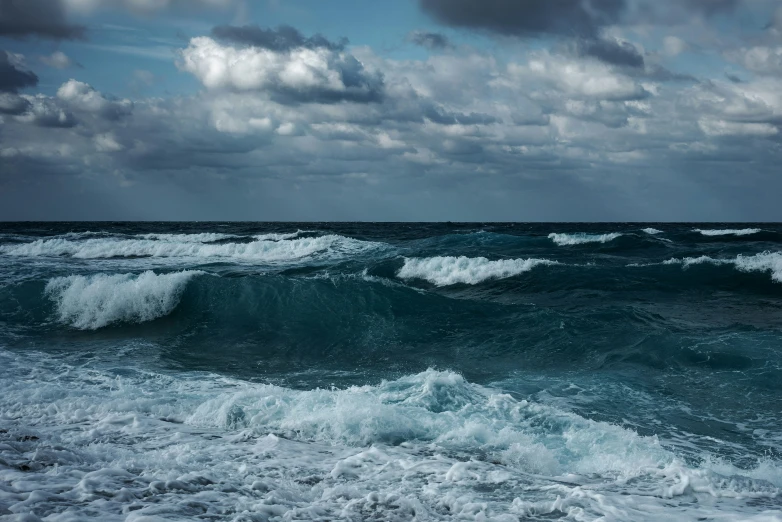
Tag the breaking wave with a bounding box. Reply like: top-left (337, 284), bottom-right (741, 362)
top-left (0, 354), bottom-right (778, 522)
top-left (548, 232), bottom-right (622, 246)
top-left (663, 252), bottom-right (782, 283)
top-left (397, 256), bottom-right (557, 286)
top-left (1, 234), bottom-right (382, 264)
top-left (643, 228), bottom-right (663, 235)
top-left (694, 228), bottom-right (762, 237)
top-left (45, 270), bottom-right (203, 329)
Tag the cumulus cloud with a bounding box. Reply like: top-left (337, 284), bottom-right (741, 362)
top-left (17, 94), bottom-right (77, 127)
top-left (0, 92), bottom-right (31, 114)
top-left (508, 52), bottom-right (649, 101)
top-left (212, 24), bottom-right (347, 52)
top-left (179, 35), bottom-right (384, 104)
top-left (0, 50), bottom-right (38, 92)
top-left (56, 79), bottom-right (133, 120)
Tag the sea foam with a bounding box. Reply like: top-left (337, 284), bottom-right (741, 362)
top-left (548, 232), bottom-right (622, 246)
top-left (694, 228), bottom-right (762, 237)
top-left (0, 352), bottom-right (778, 521)
top-left (397, 256), bottom-right (557, 286)
top-left (643, 228), bottom-right (663, 235)
top-left (45, 270), bottom-right (203, 329)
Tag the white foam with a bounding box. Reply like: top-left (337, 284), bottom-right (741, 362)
top-left (1, 234), bottom-right (382, 264)
top-left (45, 270), bottom-right (203, 329)
top-left (643, 228), bottom-right (663, 235)
top-left (694, 228), bottom-right (762, 237)
top-left (0, 353), bottom-right (778, 521)
top-left (662, 252), bottom-right (782, 283)
top-left (549, 232), bottom-right (622, 246)
top-left (397, 256), bottom-right (557, 286)
top-left (139, 232), bottom-right (239, 242)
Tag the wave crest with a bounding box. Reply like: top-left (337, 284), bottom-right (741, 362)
top-left (548, 232), bottom-right (622, 246)
top-left (663, 252), bottom-right (782, 283)
top-left (694, 228), bottom-right (762, 237)
top-left (397, 256), bottom-right (557, 286)
top-left (45, 270), bottom-right (203, 329)
top-left (2, 234), bottom-right (381, 263)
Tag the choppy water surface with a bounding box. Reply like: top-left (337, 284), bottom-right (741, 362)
top-left (0, 222), bottom-right (780, 521)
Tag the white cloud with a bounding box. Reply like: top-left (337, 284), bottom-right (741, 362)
top-left (508, 52), bottom-right (649, 101)
top-left (57, 79), bottom-right (133, 119)
top-left (40, 51), bottom-right (74, 69)
top-left (178, 37), bottom-right (383, 103)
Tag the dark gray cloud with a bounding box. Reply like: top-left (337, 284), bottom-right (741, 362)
top-left (0, 92), bottom-right (30, 114)
top-left (422, 103), bottom-right (499, 125)
top-left (418, 0), bottom-right (625, 37)
top-left (0, 0), bottom-right (85, 40)
top-left (212, 24), bottom-right (347, 51)
top-left (0, 50), bottom-right (38, 92)
top-left (578, 38), bottom-right (644, 68)
top-left (408, 30), bottom-right (453, 50)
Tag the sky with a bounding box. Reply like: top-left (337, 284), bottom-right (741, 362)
top-left (1, 0), bottom-right (781, 221)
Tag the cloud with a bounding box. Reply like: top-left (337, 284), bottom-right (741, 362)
top-left (212, 24), bottom-right (347, 52)
top-left (63, 0), bottom-right (236, 14)
top-left (40, 50), bottom-right (76, 69)
top-left (407, 30), bottom-right (453, 50)
top-left (0, 92), bottom-right (31, 114)
top-left (56, 79), bottom-right (133, 120)
top-left (17, 94), bottom-right (77, 127)
top-left (728, 46), bottom-right (782, 76)
top-left (0, 50), bottom-right (38, 92)
top-left (418, 0), bottom-right (625, 37)
top-left (179, 36), bottom-right (384, 104)
top-left (577, 38), bottom-right (644, 68)
top-left (508, 51), bottom-right (649, 101)
top-left (0, 0), bottom-right (85, 40)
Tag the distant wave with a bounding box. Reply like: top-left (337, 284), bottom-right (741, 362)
top-left (45, 270), bottom-right (203, 329)
top-left (548, 232), bottom-right (622, 246)
top-left (694, 228), bottom-right (762, 237)
top-left (663, 252), bottom-right (782, 283)
top-left (642, 228), bottom-right (663, 235)
top-left (1, 234), bottom-right (382, 263)
top-left (397, 256), bottom-right (557, 286)
top-left (140, 233), bottom-right (240, 242)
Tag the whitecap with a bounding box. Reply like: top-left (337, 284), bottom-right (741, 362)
top-left (643, 228), bottom-right (663, 235)
top-left (45, 270), bottom-right (203, 329)
top-left (662, 252), bottom-right (782, 283)
top-left (397, 256), bottom-right (557, 286)
top-left (694, 228), bottom-right (762, 237)
top-left (548, 232), bottom-right (622, 246)
top-left (1, 234), bottom-right (384, 264)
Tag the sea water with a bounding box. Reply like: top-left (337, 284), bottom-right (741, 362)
top-left (0, 223), bottom-right (780, 521)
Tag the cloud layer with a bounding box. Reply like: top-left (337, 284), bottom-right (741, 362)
top-left (1, 3), bottom-right (781, 220)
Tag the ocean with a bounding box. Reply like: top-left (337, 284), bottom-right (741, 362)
top-left (0, 222), bottom-right (780, 521)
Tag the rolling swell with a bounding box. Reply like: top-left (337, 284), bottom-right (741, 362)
top-left (0, 232), bottom-right (386, 264)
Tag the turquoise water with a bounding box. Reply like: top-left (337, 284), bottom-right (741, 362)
top-left (0, 223), bottom-right (780, 520)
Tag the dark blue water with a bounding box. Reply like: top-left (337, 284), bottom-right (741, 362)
top-left (0, 223), bottom-right (780, 521)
